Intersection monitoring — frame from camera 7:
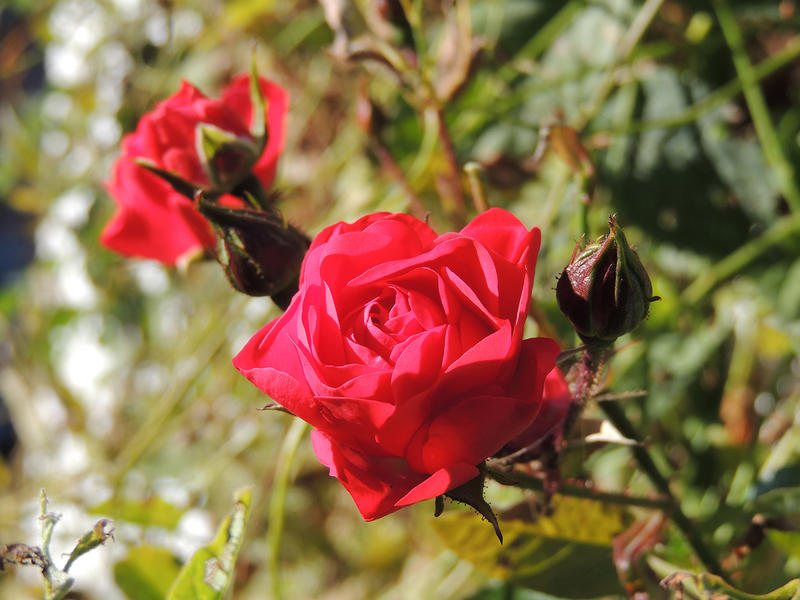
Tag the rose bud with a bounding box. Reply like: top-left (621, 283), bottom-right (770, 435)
top-left (196, 197), bottom-right (309, 307)
top-left (556, 216), bottom-right (656, 345)
top-left (101, 72), bottom-right (288, 265)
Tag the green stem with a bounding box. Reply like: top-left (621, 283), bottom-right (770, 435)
top-left (111, 299), bottom-right (245, 485)
top-left (434, 104), bottom-right (467, 225)
top-left (575, 0), bottom-right (665, 130)
top-left (465, 162), bottom-right (489, 213)
top-left (712, 0), bottom-right (800, 212)
top-left (601, 35), bottom-right (800, 135)
top-left (487, 467), bottom-right (672, 510)
top-left (682, 212), bottom-right (800, 304)
top-left (370, 140), bottom-right (427, 220)
top-left (267, 418), bottom-right (309, 600)
top-left (598, 399), bottom-right (725, 577)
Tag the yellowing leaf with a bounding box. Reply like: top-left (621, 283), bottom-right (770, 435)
top-left (432, 495), bottom-right (628, 598)
top-left (114, 546), bottom-right (181, 600)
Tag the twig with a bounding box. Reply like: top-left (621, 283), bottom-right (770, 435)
top-left (434, 105), bottom-right (467, 224)
top-left (486, 467), bottom-right (672, 511)
top-left (370, 141), bottom-right (428, 220)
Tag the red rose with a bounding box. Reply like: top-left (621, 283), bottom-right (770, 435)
top-left (507, 367), bottom-right (572, 454)
top-left (101, 75), bottom-right (288, 264)
top-left (234, 208), bottom-right (559, 520)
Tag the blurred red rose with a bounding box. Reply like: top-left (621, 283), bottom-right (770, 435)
top-left (234, 208), bottom-right (559, 520)
top-left (101, 75), bottom-right (288, 264)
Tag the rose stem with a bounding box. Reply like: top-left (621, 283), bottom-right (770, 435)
top-left (565, 344), bottom-right (726, 578)
top-left (486, 467), bottom-right (671, 510)
top-left (434, 104), bottom-right (467, 225)
top-left (267, 418), bottom-right (309, 600)
top-left (597, 397), bottom-right (726, 578)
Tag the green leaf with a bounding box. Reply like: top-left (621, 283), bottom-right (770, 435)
top-left (63, 519), bottom-right (114, 572)
top-left (166, 488), bottom-right (252, 600)
top-left (133, 158), bottom-right (200, 200)
top-left (466, 583), bottom-right (572, 600)
top-left (114, 546), bottom-right (182, 600)
top-left (90, 496), bottom-right (184, 530)
top-left (768, 530), bottom-right (800, 559)
top-left (432, 494), bottom-right (627, 598)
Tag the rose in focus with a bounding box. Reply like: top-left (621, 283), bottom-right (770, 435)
top-left (101, 75), bottom-right (288, 264)
top-left (234, 208), bottom-right (560, 520)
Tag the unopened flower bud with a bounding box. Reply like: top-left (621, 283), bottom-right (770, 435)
top-left (556, 216), bottom-right (656, 345)
top-left (197, 197), bottom-right (309, 307)
top-left (196, 124), bottom-right (261, 191)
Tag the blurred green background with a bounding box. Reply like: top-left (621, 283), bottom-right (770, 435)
top-left (1, 0), bottom-right (800, 598)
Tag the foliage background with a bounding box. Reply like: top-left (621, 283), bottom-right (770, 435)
top-left (1, 0), bottom-right (800, 598)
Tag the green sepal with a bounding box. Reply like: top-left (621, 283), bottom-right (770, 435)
top-left (249, 50), bottom-right (267, 151)
top-left (195, 124), bottom-right (260, 191)
top-left (440, 463), bottom-right (503, 543)
top-left (133, 158), bottom-right (200, 200)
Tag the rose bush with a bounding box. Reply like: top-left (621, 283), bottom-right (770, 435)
top-left (234, 208), bottom-right (560, 520)
top-left (101, 74), bottom-right (288, 264)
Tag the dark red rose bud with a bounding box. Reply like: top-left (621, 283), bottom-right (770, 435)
top-left (196, 197), bottom-right (309, 307)
top-left (556, 216), bottom-right (656, 345)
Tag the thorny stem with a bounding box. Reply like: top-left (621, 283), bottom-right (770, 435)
top-left (486, 467), bottom-right (672, 511)
top-left (571, 345), bottom-right (726, 578)
top-left (598, 399), bottom-right (726, 577)
top-left (561, 344), bottom-right (612, 439)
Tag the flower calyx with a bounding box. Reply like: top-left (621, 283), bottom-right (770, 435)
top-left (435, 463), bottom-right (503, 543)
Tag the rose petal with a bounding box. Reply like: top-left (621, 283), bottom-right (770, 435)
top-left (459, 207), bottom-right (541, 271)
top-left (311, 430), bottom-right (426, 520)
top-left (100, 160), bottom-right (213, 264)
top-left (508, 367), bottom-right (572, 451)
top-left (404, 394), bottom-right (536, 473)
top-left (394, 462), bottom-right (479, 507)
